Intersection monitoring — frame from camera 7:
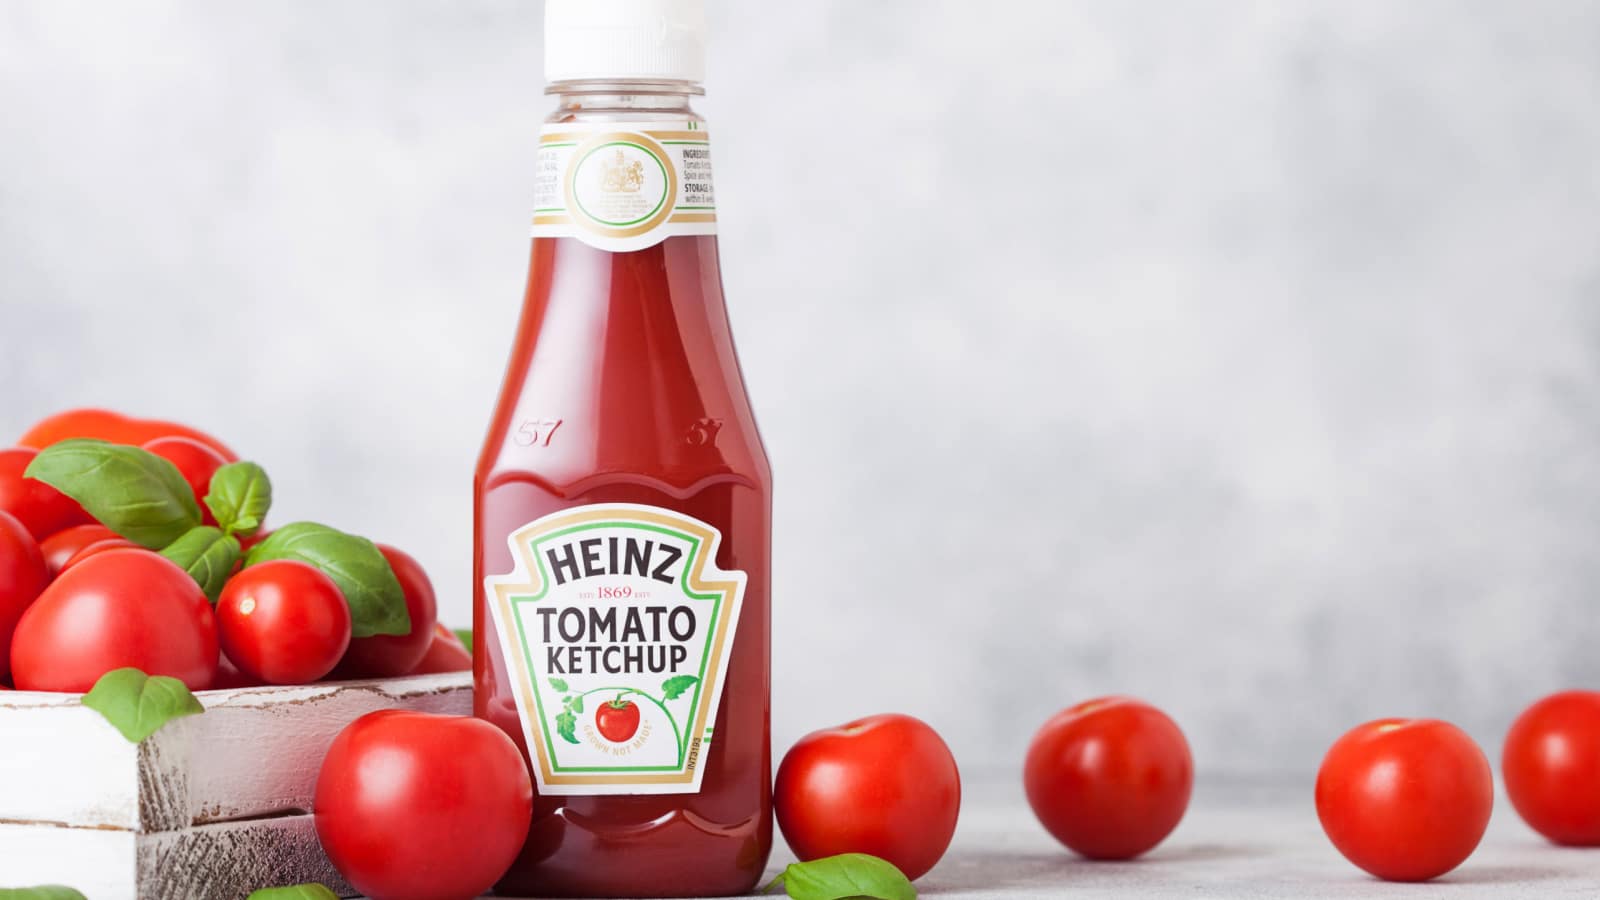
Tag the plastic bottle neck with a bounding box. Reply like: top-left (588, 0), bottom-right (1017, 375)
top-left (548, 79), bottom-right (703, 112)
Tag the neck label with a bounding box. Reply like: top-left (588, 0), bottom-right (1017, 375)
top-left (532, 120), bottom-right (717, 252)
top-left (485, 503), bottom-right (746, 795)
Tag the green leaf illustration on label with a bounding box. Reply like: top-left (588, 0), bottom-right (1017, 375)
top-left (82, 667), bottom-right (206, 744)
top-left (556, 709), bottom-right (579, 744)
top-left (662, 674), bottom-right (699, 700)
top-left (483, 504), bottom-right (747, 796)
top-left (766, 854), bottom-right (917, 900)
top-left (24, 439), bottom-right (200, 548)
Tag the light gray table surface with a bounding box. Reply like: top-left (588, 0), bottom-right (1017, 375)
top-left (753, 775), bottom-right (1600, 899)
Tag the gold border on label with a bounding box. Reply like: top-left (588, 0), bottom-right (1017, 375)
top-left (489, 506), bottom-right (742, 788)
top-left (562, 132), bottom-right (679, 240)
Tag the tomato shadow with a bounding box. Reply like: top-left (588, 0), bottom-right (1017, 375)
top-left (917, 844), bottom-right (1269, 894)
top-left (1423, 865), bottom-right (1564, 886)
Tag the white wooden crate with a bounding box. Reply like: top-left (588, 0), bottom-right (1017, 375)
top-left (0, 672), bottom-right (473, 899)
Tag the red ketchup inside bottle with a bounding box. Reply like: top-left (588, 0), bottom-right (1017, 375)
top-left (473, 19), bottom-right (772, 892)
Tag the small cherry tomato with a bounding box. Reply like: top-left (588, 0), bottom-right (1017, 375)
top-left (39, 524), bottom-right (118, 576)
top-left (336, 544), bottom-right (438, 677)
top-left (1024, 696), bottom-right (1193, 860)
top-left (0, 447), bottom-right (91, 541)
top-left (218, 561), bottom-right (351, 685)
top-left (409, 624), bottom-right (472, 674)
top-left (11, 548), bottom-right (218, 692)
top-left (315, 710), bottom-right (533, 900)
top-left (1504, 691), bottom-right (1600, 845)
top-left (775, 713), bottom-right (960, 881)
top-left (141, 436), bottom-right (227, 525)
top-left (0, 511), bottom-right (49, 685)
top-left (1316, 718), bottom-right (1492, 881)
top-left (595, 697), bottom-right (641, 742)
top-left (18, 409), bottom-right (237, 461)
top-left (59, 538), bottom-right (142, 572)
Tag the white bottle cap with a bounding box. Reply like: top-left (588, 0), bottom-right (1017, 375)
top-left (545, 0), bottom-right (707, 85)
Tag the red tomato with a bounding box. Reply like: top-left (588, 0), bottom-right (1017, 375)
top-left (1023, 697), bottom-right (1193, 860)
top-left (595, 697), bottom-right (641, 743)
top-left (238, 528), bottom-right (274, 553)
top-left (0, 447), bottom-right (91, 541)
top-left (218, 561), bottom-right (351, 685)
top-left (775, 713), bottom-right (960, 881)
top-left (39, 524), bottom-right (118, 576)
top-left (10, 548), bottom-right (218, 692)
top-left (141, 436), bottom-right (227, 525)
top-left (336, 544), bottom-right (438, 677)
top-left (0, 511), bottom-right (49, 685)
top-left (207, 654), bottom-right (262, 691)
top-left (409, 624), bottom-right (472, 674)
top-left (315, 710), bottom-right (533, 900)
top-left (1316, 718), bottom-right (1493, 881)
top-left (59, 538), bottom-right (142, 572)
top-left (18, 409), bottom-right (237, 461)
top-left (1504, 691), bottom-right (1600, 845)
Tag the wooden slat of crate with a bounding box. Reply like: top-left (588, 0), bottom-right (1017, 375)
top-left (0, 673), bottom-right (472, 832)
top-left (0, 815), bottom-right (353, 900)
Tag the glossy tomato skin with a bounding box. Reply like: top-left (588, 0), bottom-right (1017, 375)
top-left (1504, 691), bottom-right (1600, 845)
top-left (596, 698), bottom-right (641, 743)
top-left (315, 710), bottom-right (533, 900)
top-left (0, 511), bottom-right (49, 685)
top-left (39, 524), bottom-right (118, 576)
top-left (18, 409), bottom-right (237, 461)
top-left (336, 544), bottom-right (437, 678)
top-left (208, 654), bottom-right (261, 691)
top-left (59, 538), bottom-right (142, 572)
top-left (141, 436), bottom-right (227, 525)
top-left (1024, 697), bottom-right (1193, 860)
top-left (1316, 718), bottom-right (1493, 882)
top-left (774, 713), bottom-right (960, 881)
top-left (218, 561), bottom-right (351, 685)
top-left (0, 447), bottom-right (91, 541)
top-left (408, 624), bottom-right (471, 674)
top-left (11, 548), bottom-right (218, 692)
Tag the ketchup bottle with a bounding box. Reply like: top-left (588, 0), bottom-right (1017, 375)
top-left (474, 1), bottom-right (771, 894)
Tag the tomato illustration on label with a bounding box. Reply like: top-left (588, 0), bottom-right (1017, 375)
top-left (484, 504), bottom-right (746, 796)
top-left (596, 697), bottom-right (642, 743)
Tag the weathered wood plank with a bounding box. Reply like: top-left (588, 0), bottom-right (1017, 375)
top-left (0, 673), bottom-right (472, 832)
top-left (0, 816), bottom-right (355, 900)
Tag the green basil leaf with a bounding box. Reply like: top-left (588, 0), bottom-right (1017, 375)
top-left (24, 439), bottom-right (200, 548)
top-left (548, 677), bottom-right (569, 692)
top-left (245, 885), bottom-right (339, 900)
top-left (81, 668), bottom-right (205, 744)
top-left (662, 674), bottom-right (699, 700)
top-left (204, 462), bottom-right (272, 537)
top-left (556, 709), bottom-right (579, 744)
top-left (244, 522), bottom-right (408, 638)
top-left (768, 854), bottom-right (917, 900)
top-left (453, 628), bottom-right (473, 653)
top-left (0, 888), bottom-right (88, 900)
top-left (160, 526), bottom-right (242, 603)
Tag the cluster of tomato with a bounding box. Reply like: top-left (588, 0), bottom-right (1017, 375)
top-left (774, 694), bottom-right (1600, 888)
top-left (771, 699), bottom-right (1189, 884)
top-left (1317, 693), bottom-right (1600, 881)
top-left (0, 409), bottom-right (470, 694)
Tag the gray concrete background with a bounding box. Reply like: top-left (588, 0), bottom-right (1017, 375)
top-left (2, 1), bottom-right (1598, 779)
